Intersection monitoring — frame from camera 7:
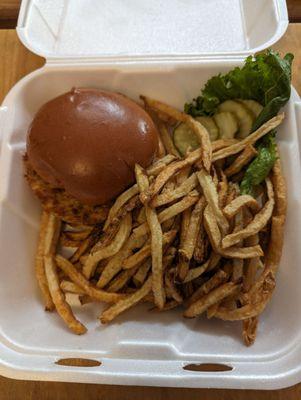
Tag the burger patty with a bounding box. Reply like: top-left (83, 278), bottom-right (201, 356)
top-left (24, 155), bottom-right (110, 226)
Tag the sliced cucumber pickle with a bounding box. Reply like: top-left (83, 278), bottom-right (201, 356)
top-left (217, 100), bottom-right (255, 139)
top-left (195, 116), bottom-right (219, 141)
top-left (173, 123), bottom-right (199, 156)
top-left (238, 99), bottom-right (263, 118)
top-left (213, 112), bottom-right (238, 139)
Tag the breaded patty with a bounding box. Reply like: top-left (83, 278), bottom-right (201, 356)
top-left (24, 155), bottom-right (109, 225)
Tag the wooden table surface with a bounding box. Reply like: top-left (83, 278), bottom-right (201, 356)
top-left (1, 23), bottom-right (301, 400)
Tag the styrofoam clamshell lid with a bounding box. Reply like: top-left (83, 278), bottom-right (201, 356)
top-left (17, 0), bottom-right (288, 62)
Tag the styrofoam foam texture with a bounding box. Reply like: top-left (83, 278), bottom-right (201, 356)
top-left (0, 62), bottom-right (300, 389)
top-left (17, 0), bottom-right (288, 60)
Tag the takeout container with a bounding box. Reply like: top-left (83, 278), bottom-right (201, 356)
top-left (0, 0), bottom-right (301, 390)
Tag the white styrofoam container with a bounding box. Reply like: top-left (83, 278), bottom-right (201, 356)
top-left (0, 0), bottom-right (300, 389)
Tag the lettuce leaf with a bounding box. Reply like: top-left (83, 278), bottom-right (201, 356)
top-left (184, 50), bottom-right (293, 195)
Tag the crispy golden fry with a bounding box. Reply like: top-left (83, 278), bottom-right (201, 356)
top-left (144, 149), bottom-right (202, 203)
top-left (100, 276), bottom-right (153, 323)
top-left (224, 145), bottom-right (257, 177)
top-left (150, 300), bottom-right (179, 312)
top-left (97, 234), bottom-right (146, 288)
top-left (203, 205), bottom-right (263, 259)
top-left (185, 117), bottom-right (212, 171)
top-left (215, 300), bottom-right (267, 321)
top-left (35, 211), bottom-right (54, 311)
top-left (243, 234), bottom-right (260, 292)
top-left (183, 258), bottom-right (210, 283)
top-left (69, 225), bottom-right (102, 264)
top-left (184, 282), bottom-right (240, 318)
top-left (134, 191), bottom-right (199, 237)
top-left (104, 184), bottom-right (138, 231)
top-left (212, 138), bottom-right (239, 152)
top-left (107, 266), bottom-right (140, 293)
top-left (193, 223), bottom-right (207, 263)
top-left (186, 269), bottom-right (228, 307)
top-left (135, 164), bottom-right (165, 308)
top-left (146, 154), bottom-right (177, 176)
top-left (222, 178), bottom-right (274, 249)
top-left (141, 96), bottom-right (211, 171)
top-left (62, 228), bottom-right (92, 240)
top-left (197, 169), bottom-right (229, 235)
top-left (217, 171), bottom-right (228, 208)
top-left (242, 317), bottom-right (258, 346)
top-left (133, 259), bottom-right (152, 286)
top-left (56, 255), bottom-right (124, 303)
top-left (60, 280), bottom-right (85, 295)
top-left (206, 302), bottom-right (220, 319)
top-left (83, 213), bottom-right (132, 279)
top-left (151, 173), bottom-right (198, 207)
top-left (157, 131), bottom-right (167, 158)
top-left (176, 165), bottom-right (191, 185)
top-left (271, 157), bottom-right (287, 217)
top-left (136, 207), bottom-right (146, 224)
top-left (158, 121), bottom-right (180, 157)
top-left (64, 293), bottom-right (82, 307)
top-left (45, 255), bottom-right (87, 334)
top-left (265, 215), bottom-right (286, 271)
top-left (123, 229), bottom-right (177, 270)
top-left (212, 114), bottom-right (284, 161)
top-left (43, 213), bottom-right (87, 333)
top-left (223, 195), bottom-right (260, 219)
top-left (165, 269), bottom-right (183, 303)
top-left (179, 197), bottom-right (206, 262)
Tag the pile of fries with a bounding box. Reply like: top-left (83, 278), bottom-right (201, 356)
top-left (35, 96), bottom-right (286, 345)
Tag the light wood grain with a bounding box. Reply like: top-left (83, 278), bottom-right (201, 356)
top-left (0, 24), bottom-right (301, 400)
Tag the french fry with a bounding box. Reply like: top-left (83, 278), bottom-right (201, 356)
top-left (133, 191), bottom-right (199, 237)
top-left (45, 255), bottom-right (87, 334)
top-left (212, 114), bottom-right (284, 161)
top-left (100, 275), bottom-right (153, 323)
top-left (35, 211), bottom-right (54, 311)
top-left (203, 205), bottom-right (263, 259)
top-left (141, 96), bottom-right (211, 171)
top-left (197, 169), bottom-right (229, 235)
top-left (133, 259), bottom-right (152, 286)
top-left (165, 269), bottom-right (183, 303)
top-left (185, 117), bottom-right (212, 171)
top-left (179, 197), bottom-right (206, 263)
top-left (97, 234), bottom-right (146, 288)
top-left (242, 316), bottom-right (258, 346)
top-left (62, 228), bottom-right (92, 241)
top-left (83, 213), bottom-right (132, 279)
top-left (43, 214), bottom-right (87, 334)
top-left (107, 265), bottom-right (140, 293)
top-left (104, 184), bottom-right (139, 230)
top-left (224, 145), bottom-right (257, 177)
top-left (158, 121), bottom-right (180, 157)
top-left (186, 269), bottom-right (228, 307)
top-left (151, 173), bottom-right (198, 207)
top-left (217, 170), bottom-right (228, 208)
top-left (157, 131), bottom-right (167, 158)
top-left (60, 280), bottom-right (85, 295)
top-left (271, 157), bottom-right (287, 217)
top-left (56, 255), bottom-right (124, 303)
top-left (183, 258), bottom-right (210, 283)
top-left (222, 178), bottom-right (274, 248)
top-left (176, 165), bottom-right (191, 185)
top-left (65, 293), bottom-right (82, 307)
top-left (69, 225), bottom-right (102, 264)
top-left (212, 138), bottom-right (239, 152)
top-left (223, 195), bottom-right (260, 219)
top-left (135, 164), bottom-right (165, 308)
top-left (243, 234), bottom-right (260, 292)
top-left (144, 149), bottom-right (202, 203)
top-left (146, 154), bottom-right (177, 176)
top-left (184, 282), bottom-right (240, 318)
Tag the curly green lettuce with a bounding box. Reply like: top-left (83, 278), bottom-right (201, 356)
top-left (185, 50), bottom-right (293, 195)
